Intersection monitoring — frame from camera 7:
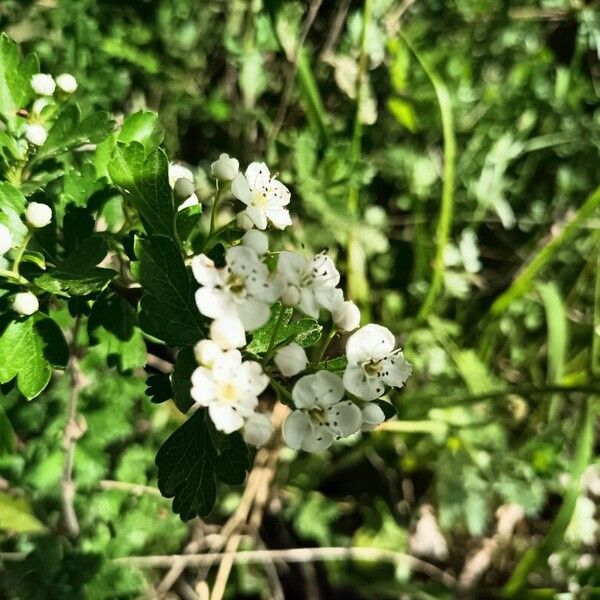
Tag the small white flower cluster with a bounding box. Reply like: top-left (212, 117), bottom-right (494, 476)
top-left (25, 72), bottom-right (78, 147)
top-left (185, 154), bottom-right (412, 451)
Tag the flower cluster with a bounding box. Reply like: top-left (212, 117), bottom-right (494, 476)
top-left (186, 155), bottom-right (412, 451)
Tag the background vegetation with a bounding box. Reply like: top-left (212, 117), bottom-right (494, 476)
top-left (1, 0), bottom-right (599, 598)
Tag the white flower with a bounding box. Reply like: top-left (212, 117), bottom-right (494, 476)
top-left (211, 153), bottom-right (239, 181)
top-left (55, 73), bottom-right (78, 94)
top-left (168, 162), bottom-right (199, 210)
top-left (194, 339), bottom-right (222, 368)
top-left (210, 315), bottom-right (246, 350)
top-left (361, 403), bottom-right (385, 431)
top-left (243, 413), bottom-right (274, 447)
top-left (232, 162), bottom-right (292, 230)
top-left (193, 246), bottom-right (279, 331)
top-left (274, 343), bottom-right (308, 377)
top-left (283, 371), bottom-right (361, 452)
top-left (32, 98), bottom-right (50, 114)
top-left (31, 73), bottom-right (55, 96)
top-left (236, 212), bottom-right (254, 230)
top-left (241, 229), bottom-right (268, 256)
top-left (25, 124), bottom-right (47, 147)
top-left (333, 300), bottom-right (361, 331)
top-left (276, 251), bottom-right (343, 318)
top-left (343, 324), bottom-right (412, 401)
top-left (26, 202), bottom-right (52, 228)
top-left (0, 223), bottom-right (12, 256)
top-left (191, 349), bottom-right (268, 433)
top-left (174, 177), bottom-right (196, 201)
top-left (13, 292), bottom-right (39, 316)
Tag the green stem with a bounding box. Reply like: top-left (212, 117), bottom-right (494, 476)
top-left (313, 324), bottom-right (337, 364)
top-left (501, 397), bottom-right (594, 598)
top-left (208, 182), bottom-right (222, 238)
top-left (11, 231), bottom-right (32, 277)
top-left (0, 268), bottom-right (28, 285)
top-left (402, 35), bottom-right (456, 321)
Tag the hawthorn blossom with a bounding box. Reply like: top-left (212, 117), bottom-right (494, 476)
top-left (243, 413), bottom-right (274, 447)
top-left (193, 246), bottom-right (279, 331)
top-left (168, 162), bottom-right (198, 210)
top-left (191, 349), bottom-right (268, 433)
top-left (274, 343), bottom-right (308, 377)
top-left (210, 315), bottom-right (246, 350)
top-left (232, 162), bottom-right (292, 230)
top-left (211, 153), bottom-right (239, 181)
top-left (31, 73), bottom-right (55, 96)
top-left (55, 73), bottom-right (78, 94)
top-left (13, 292), bottom-right (39, 316)
top-left (241, 229), bottom-right (268, 256)
top-left (283, 371), bottom-right (361, 452)
top-left (343, 324), bottom-right (412, 401)
top-left (0, 223), bottom-right (12, 256)
top-left (332, 299), bottom-right (361, 331)
top-left (25, 124), bottom-right (47, 147)
top-left (276, 251), bottom-right (343, 318)
top-left (26, 202), bottom-right (52, 228)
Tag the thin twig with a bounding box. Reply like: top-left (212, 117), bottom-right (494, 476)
top-left (60, 315), bottom-right (84, 538)
top-left (114, 547), bottom-right (456, 588)
top-left (320, 0), bottom-right (351, 61)
top-left (99, 479), bottom-right (163, 497)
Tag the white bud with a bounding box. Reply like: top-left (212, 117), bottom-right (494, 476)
top-left (236, 211), bottom-right (254, 231)
top-left (361, 403), bottom-right (385, 431)
top-left (32, 98), bottom-right (50, 114)
top-left (274, 343), bottom-right (308, 377)
top-left (333, 300), bottom-right (361, 331)
top-left (26, 202), bottom-right (52, 228)
top-left (0, 223), bottom-right (12, 256)
top-left (243, 413), bottom-right (274, 447)
top-left (168, 163), bottom-right (194, 188)
top-left (31, 73), bottom-right (55, 96)
top-left (55, 73), bottom-right (78, 94)
top-left (210, 316), bottom-right (246, 350)
top-left (13, 292), bottom-right (39, 316)
top-left (211, 153), bottom-right (239, 181)
top-left (281, 284), bottom-right (300, 307)
top-left (194, 339), bottom-right (222, 368)
top-left (25, 124), bottom-right (48, 147)
top-left (174, 177), bottom-right (196, 200)
top-left (241, 230), bottom-right (268, 256)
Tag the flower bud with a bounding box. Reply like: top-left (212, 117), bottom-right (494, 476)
top-left (26, 202), bottom-right (52, 228)
top-left (274, 343), bottom-right (308, 377)
top-left (333, 300), bottom-right (361, 331)
top-left (242, 230), bottom-right (268, 256)
top-left (25, 124), bottom-right (48, 147)
top-left (243, 413), bottom-right (273, 447)
top-left (361, 403), bottom-right (385, 431)
top-left (168, 163), bottom-right (194, 188)
top-left (13, 291), bottom-right (39, 316)
top-left (210, 316), bottom-right (246, 350)
top-left (31, 73), bottom-right (55, 96)
top-left (55, 73), bottom-right (78, 94)
top-left (194, 339), bottom-right (222, 368)
top-left (236, 211), bottom-right (254, 231)
top-left (0, 223), bottom-right (12, 256)
top-left (174, 177), bottom-right (196, 201)
top-left (32, 98), bottom-right (50, 114)
top-left (211, 153), bottom-right (239, 181)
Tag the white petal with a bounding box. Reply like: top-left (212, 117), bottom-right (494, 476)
top-left (212, 349), bottom-right (243, 381)
top-left (178, 193), bottom-right (199, 211)
top-left (361, 403), bottom-right (385, 431)
top-left (291, 374), bottom-right (320, 410)
top-left (311, 254), bottom-right (340, 288)
top-left (191, 254), bottom-right (220, 286)
top-left (191, 367), bottom-right (217, 406)
top-left (333, 300), bottom-right (361, 331)
top-left (266, 207), bottom-right (292, 229)
top-left (226, 245), bottom-right (264, 277)
top-left (210, 316), bottom-right (246, 350)
top-left (242, 230), bottom-right (269, 256)
top-left (265, 179), bottom-right (291, 206)
top-left (194, 339), bottom-right (222, 367)
top-left (245, 162), bottom-right (270, 190)
top-left (297, 288), bottom-right (320, 318)
top-left (169, 163), bottom-right (194, 187)
top-left (326, 400), bottom-right (362, 437)
top-left (277, 251), bottom-right (305, 285)
top-left (274, 343), bottom-right (308, 377)
top-left (346, 324), bottom-right (396, 363)
top-left (342, 364), bottom-right (384, 401)
top-left (315, 287), bottom-right (344, 312)
top-left (209, 404), bottom-right (244, 433)
top-left (302, 424), bottom-right (334, 452)
top-left (283, 411), bottom-right (311, 450)
top-left (245, 206), bottom-right (268, 230)
top-left (244, 413), bottom-right (274, 447)
top-left (236, 297), bottom-right (271, 331)
top-left (231, 172), bottom-right (252, 204)
top-left (382, 352), bottom-right (413, 389)
top-left (195, 287), bottom-right (229, 319)
top-left (237, 361), bottom-right (269, 396)
top-left (312, 371), bottom-right (346, 407)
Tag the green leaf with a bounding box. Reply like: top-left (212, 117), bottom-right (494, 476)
top-left (62, 163), bottom-right (106, 207)
top-left (0, 33), bottom-right (39, 129)
top-left (176, 204), bottom-right (202, 243)
top-left (108, 142), bottom-right (175, 236)
top-left (0, 492), bottom-right (46, 533)
top-left (146, 372), bottom-right (172, 404)
top-left (247, 303), bottom-right (322, 355)
top-left (0, 405), bottom-right (15, 455)
top-left (0, 182), bottom-right (28, 247)
top-left (118, 110), bottom-right (164, 149)
top-left (374, 399), bottom-right (398, 420)
top-left (171, 347), bottom-right (196, 414)
top-left (35, 104), bottom-right (114, 161)
top-left (156, 409), bottom-right (250, 520)
top-left (132, 235), bottom-right (205, 346)
top-left (35, 236), bottom-right (116, 296)
top-left (0, 314), bottom-right (69, 399)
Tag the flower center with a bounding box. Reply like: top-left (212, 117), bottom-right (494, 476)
top-left (225, 274), bottom-right (247, 299)
top-left (251, 188), bottom-right (269, 208)
top-left (216, 381), bottom-right (240, 404)
top-left (363, 359), bottom-right (383, 378)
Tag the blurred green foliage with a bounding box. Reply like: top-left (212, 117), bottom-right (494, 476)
top-left (1, 0), bottom-right (600, 598)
